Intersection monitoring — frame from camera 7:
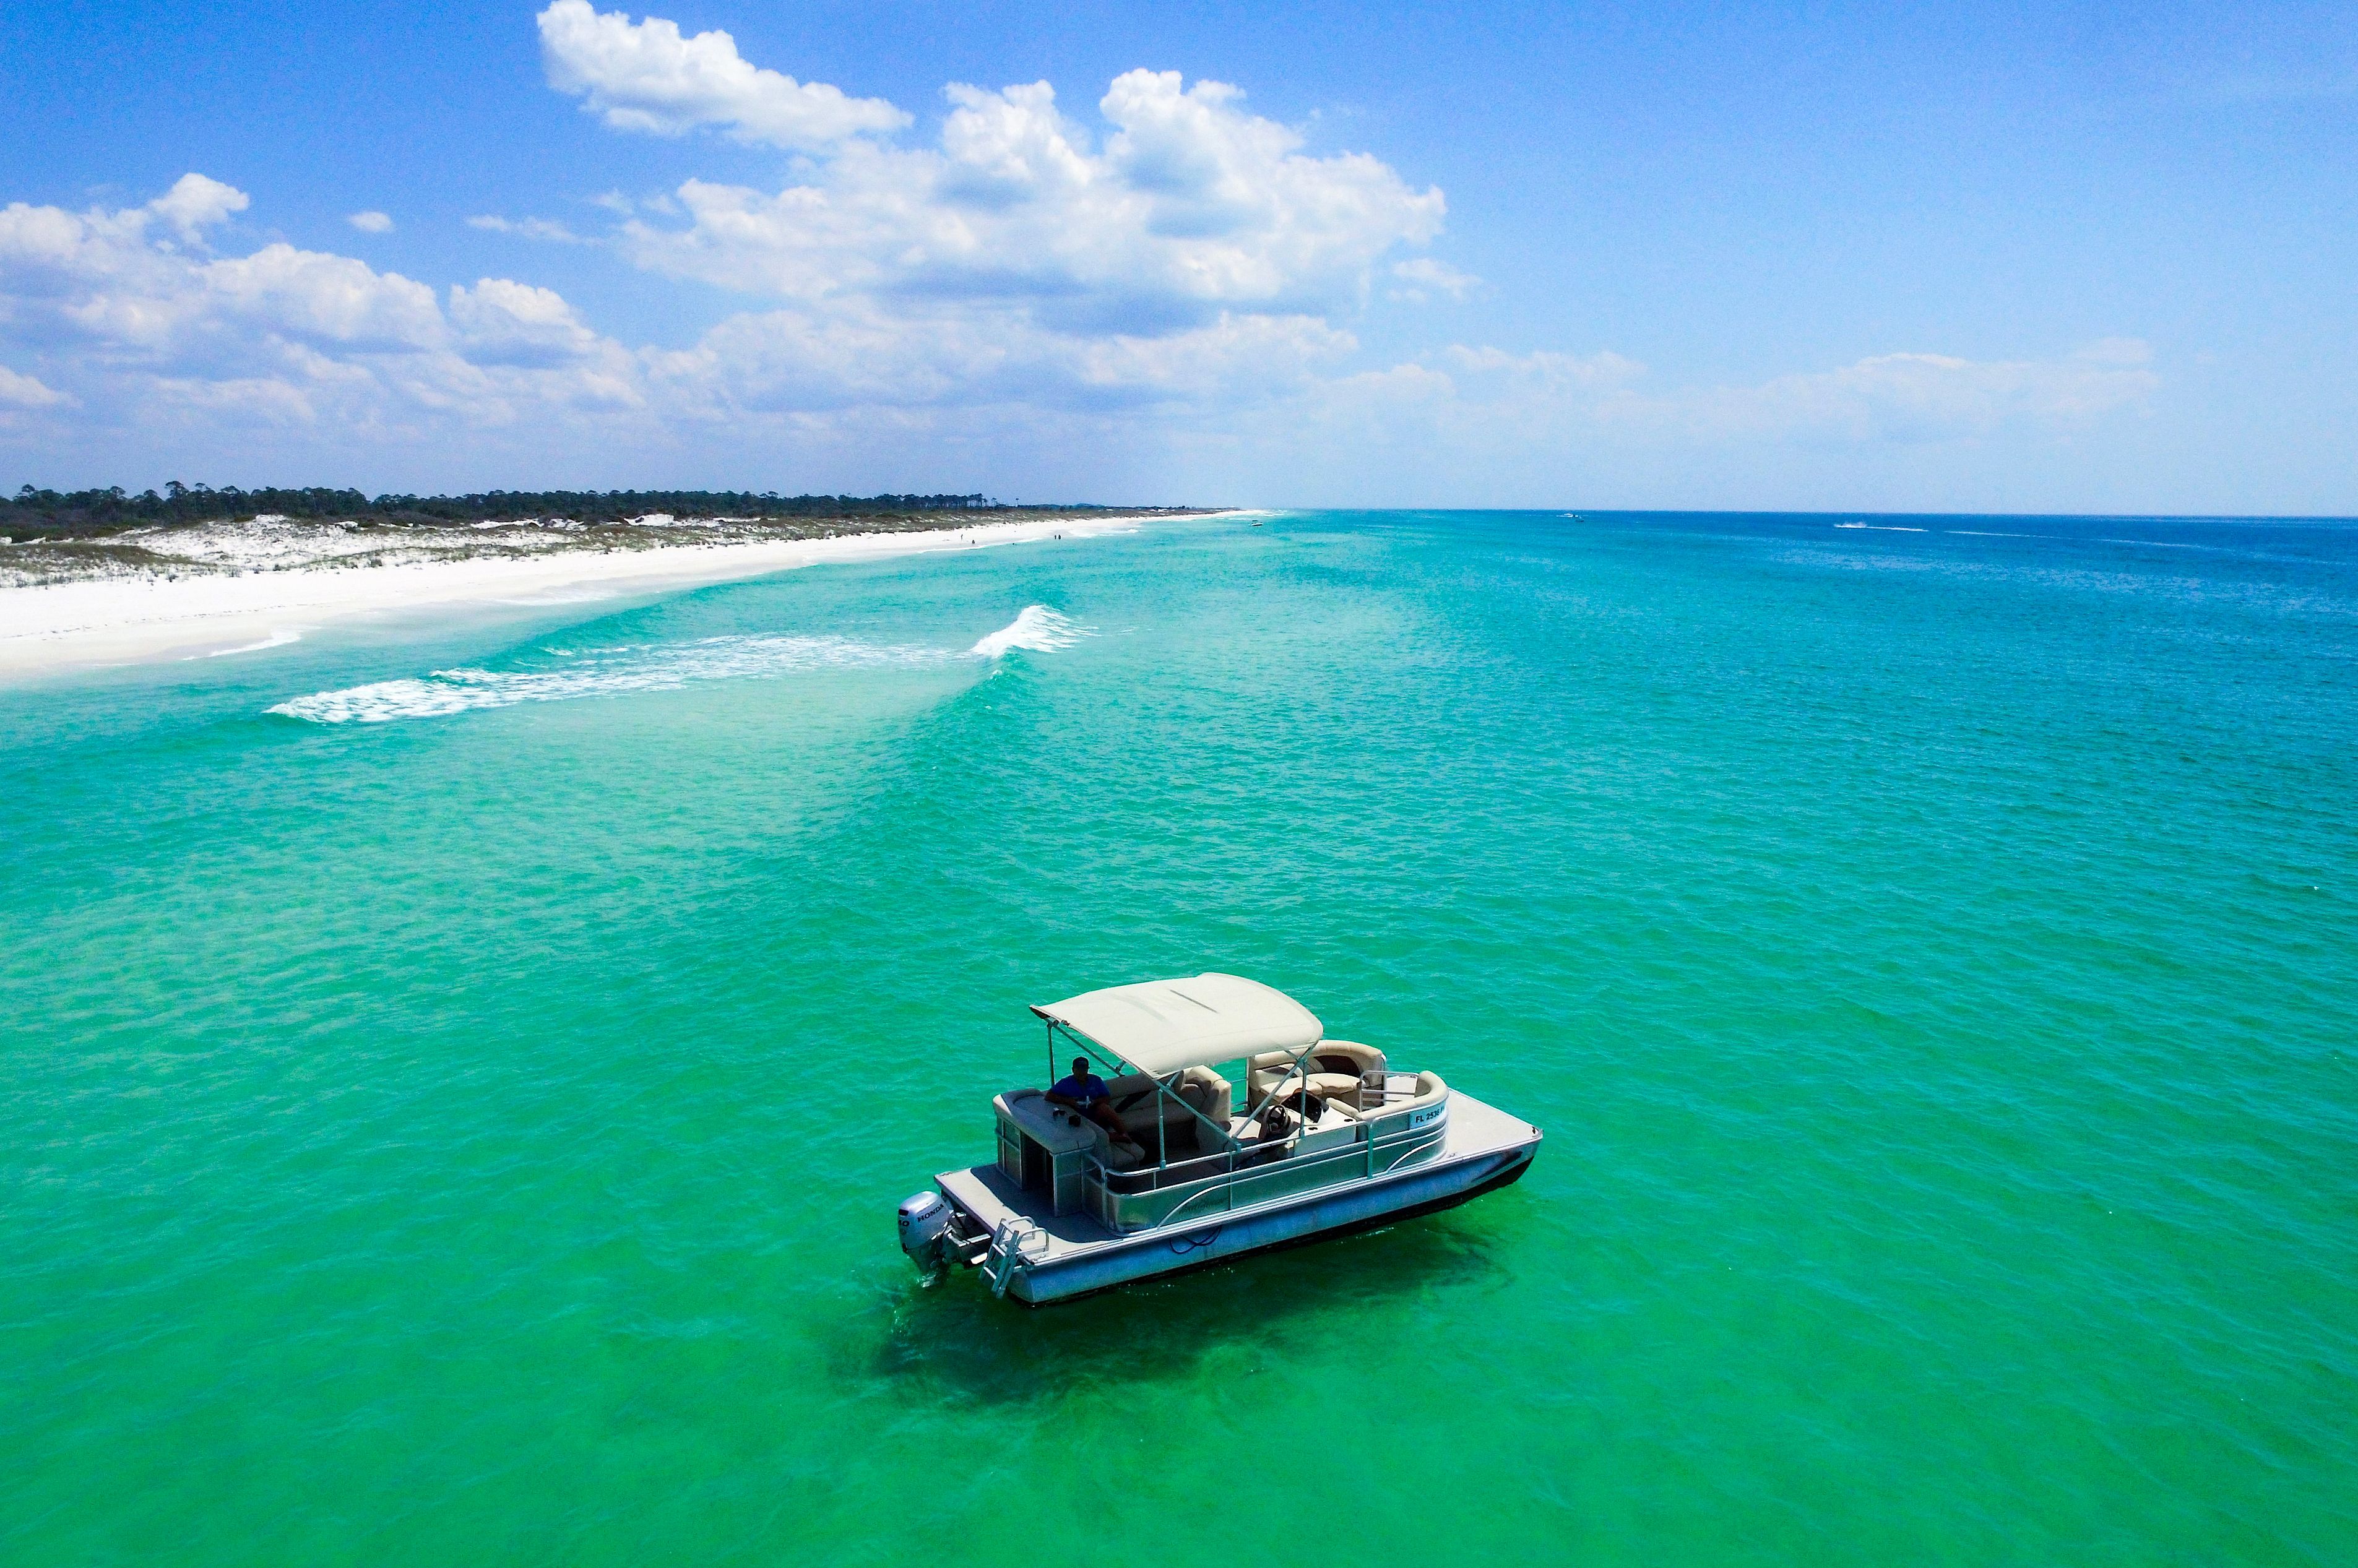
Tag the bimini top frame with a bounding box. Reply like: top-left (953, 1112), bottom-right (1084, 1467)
top-left (1030, 973), bottom-right (1321, 1075)
top-left (1030, 973), bottom-right (1328, 1175)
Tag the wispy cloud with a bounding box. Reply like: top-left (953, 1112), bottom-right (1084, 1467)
top-left (0, 364), bottom-right (70, 408)
top-left (346, 210), bottom-right (394, 234)
top-left (467, 214), bottom-right (589, 244)
top-left (1389, 257), bottom-right (1479, 301)
top-left (1657, 340), bottom-right (2160, 442)
top-left (1289, 338), bottom-right (2159, 460)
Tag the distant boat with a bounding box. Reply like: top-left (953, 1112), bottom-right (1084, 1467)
top-left (897, 971), bottom-right (1542, 1304)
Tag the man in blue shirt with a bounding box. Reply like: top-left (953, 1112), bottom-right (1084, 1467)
top-left (1046, 1056), bottom-right (1146, 1158)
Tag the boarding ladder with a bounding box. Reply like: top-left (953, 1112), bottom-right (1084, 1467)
top-left (982, 1218), bottom-right (1050, 1299)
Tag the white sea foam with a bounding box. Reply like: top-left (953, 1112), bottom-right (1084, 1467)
top-left (194, 627), bottom-right (303, 658)
top-left (271, 605), bottom-right (1087, 723)
top-left (270, 635), bottom-right (943, 723)
top-left (969, 605), bottom-right (1083, 657)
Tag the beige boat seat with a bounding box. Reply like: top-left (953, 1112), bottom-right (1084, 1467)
top-left (1331, 1069), bottom-right (1447, 1126)
top-left (1082, 1066), bottom-right (1234, 1163)
top-left (1250, 1041), bottom-right (1386, 1110)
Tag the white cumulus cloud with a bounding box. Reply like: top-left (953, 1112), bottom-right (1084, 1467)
top-left (0, 6), bottom-right (2174, 506)
top-left (537, 0), bottom-right (907, 149)
top-left (447, 277), bottom-right (611, 369)
top-left (0, 170), bottom-right (1373, 467)
top-left (147, 174), bottom-right (249, 241)
top-left (620, 67), bottom-right (1445, 332)
top-left (524, 25), bottom-right (1448, 428)
top-left (650, 302), bottom-right (1351, 418)
top-left (347, 210), bottom-right (394, 233)
top-left (0, 178), bottom-right (644, 438)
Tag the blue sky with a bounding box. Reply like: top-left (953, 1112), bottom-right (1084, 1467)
top-left (2, 0), bottom-right (2351, 511)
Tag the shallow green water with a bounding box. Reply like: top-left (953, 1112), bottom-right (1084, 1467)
top-left (4, 511), bottom-right (2352, 1564)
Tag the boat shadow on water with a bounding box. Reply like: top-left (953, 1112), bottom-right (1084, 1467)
top-left (858, 1202), bottom-right (1524, 1405)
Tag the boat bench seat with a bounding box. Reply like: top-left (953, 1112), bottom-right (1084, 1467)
top-left (1250, 1041), bottom-right (1386, 1108)
top-left (1332, 1070), bottom-right (1446, 1126)
top-left (1082, 1066), bottom-right (1232, 1165)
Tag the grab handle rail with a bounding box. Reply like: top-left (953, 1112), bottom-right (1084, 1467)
top-left (983, 1218), bottom-right (1049, 1298)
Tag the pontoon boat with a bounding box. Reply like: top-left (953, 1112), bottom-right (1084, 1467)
top-left (897, 973), bottom-right (1542, 1304)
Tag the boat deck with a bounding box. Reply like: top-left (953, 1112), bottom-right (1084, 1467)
top-left (936, 1090), bottom-right (1538, 1265)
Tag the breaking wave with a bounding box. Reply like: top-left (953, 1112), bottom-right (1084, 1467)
top-left (270, 605), bottom-right (1086, 725)
top-left (969, 605), bottom-right (1082, 657)
top-left (193, 628), bottom-right (304, 659)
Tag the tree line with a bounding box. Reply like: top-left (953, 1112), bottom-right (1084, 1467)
top-left (2, 483), bottom-right (1052, 535)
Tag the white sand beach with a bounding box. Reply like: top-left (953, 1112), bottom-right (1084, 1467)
top-left (0, 513), bottom-right (1183, 680)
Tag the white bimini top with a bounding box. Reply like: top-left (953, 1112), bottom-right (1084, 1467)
top-left (1032, 973), bottom-right (1323, 1077)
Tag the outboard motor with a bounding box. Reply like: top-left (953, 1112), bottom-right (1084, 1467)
top-left (898, 1190), bottom-right (955, 1274)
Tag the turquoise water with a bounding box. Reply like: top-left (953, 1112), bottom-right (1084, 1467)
top-left (4, 511), bottom-right (2352, 1564)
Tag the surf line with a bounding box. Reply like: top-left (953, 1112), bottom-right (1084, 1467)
top-left (269, 605), bottom-right (1088, 725)
top-left (184, 628), bottom-right (305, 660)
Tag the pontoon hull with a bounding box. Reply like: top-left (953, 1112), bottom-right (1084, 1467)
top-left (1011, 1140), bottom-right (1534, 1304)
top-left (938, 1095), bottom-right (1540, 1305)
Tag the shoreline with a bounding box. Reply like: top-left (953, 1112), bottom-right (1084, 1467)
top-left (0, 513), bottom-right (1214, 681)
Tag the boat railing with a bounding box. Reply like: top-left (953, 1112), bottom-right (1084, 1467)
top-left (1084, 1095), bottom-right (1448, 1233)
top-left (1362, 1069), bottom-right (1427, 1105)
top-left (1095, 1139), bottom-right (1287, 1195)
top-left (981, 1217), bottom-right (1050, 1298)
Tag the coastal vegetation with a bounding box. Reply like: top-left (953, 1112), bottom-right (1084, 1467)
top-left (0, 484), bottom-right (1206, 590)
top-left (1, 484), bottom-right (1164, 538)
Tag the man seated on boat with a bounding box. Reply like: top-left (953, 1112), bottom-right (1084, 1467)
top-left (1045, 1056), bottom-right (1147, 1160)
